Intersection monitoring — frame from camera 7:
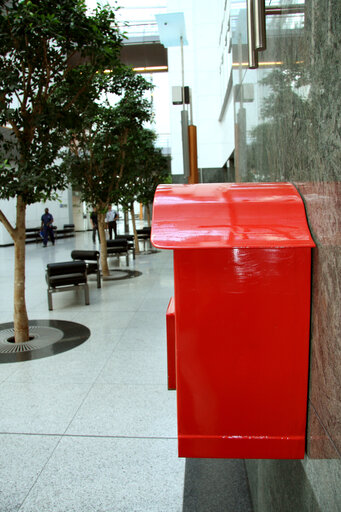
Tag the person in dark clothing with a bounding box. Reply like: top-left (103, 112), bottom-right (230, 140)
top-left (41, 208), bottom-right (55, 247)
top-left (90, 207), bottom-right (100, 243)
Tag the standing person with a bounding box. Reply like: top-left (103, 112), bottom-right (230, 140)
top-left (90, 207), bottom-right (99, 243)
top-left (41, 208), bottom-right (55, 247)
top-left (105, 205), bottom-right (118, 240)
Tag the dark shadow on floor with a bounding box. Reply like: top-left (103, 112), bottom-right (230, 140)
top-left (182, 458), bottom-right (254, 512)
top-left (245, 459), bottom-right (322, 512)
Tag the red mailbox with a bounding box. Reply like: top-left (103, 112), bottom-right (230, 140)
top-left (151, 183), bottom-right (315, 459)
top-left (166, 297), bottom-right (176, 390)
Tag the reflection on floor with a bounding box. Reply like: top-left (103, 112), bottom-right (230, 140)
top-left (0, 230), bottom-right (253, 512)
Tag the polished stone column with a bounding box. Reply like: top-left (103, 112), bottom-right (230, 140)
top-left (231, 0), bottom-right (341, 508)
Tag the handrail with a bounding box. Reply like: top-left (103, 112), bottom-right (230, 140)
top-left (255, 0), bottom-right (266, 51)
top-left (247, 0), bottom-right (257, 69)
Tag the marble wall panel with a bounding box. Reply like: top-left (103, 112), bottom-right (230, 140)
top-left (307, 403), bottom-right (340, 459)
top-left (232, 0), bottom-right (341, 459)
top-left (298, 182), bottom-right (341, 458)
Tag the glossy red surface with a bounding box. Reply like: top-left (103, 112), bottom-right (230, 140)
top-left (152, 183), bottom-right (314, 459)
top-left (174, 247), bottom-right (312, 459)
top-left (151, 183), bottom-right (315, 249)
top-left (166, 297), bottom-right (176, 390)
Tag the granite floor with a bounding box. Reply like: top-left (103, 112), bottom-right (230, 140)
top-left (0, 228), bottom-right (253, 512)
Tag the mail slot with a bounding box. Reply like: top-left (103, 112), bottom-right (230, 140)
top-left (151, 183), bottom-right (315, 459)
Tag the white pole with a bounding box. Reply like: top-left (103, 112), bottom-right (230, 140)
top-left (180, 35), bottom-right (185, 108)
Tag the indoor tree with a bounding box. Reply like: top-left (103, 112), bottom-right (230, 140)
top-left (118, 128), bottom-right (170, 252)
top-left (118, 178), bottom-right (140, 255)
top-left (62, 68), bottom-right (153, 274)
top-left (0, 0), bottom-right (123, 342)
top-left (134, 132), bottom-right (171, 226)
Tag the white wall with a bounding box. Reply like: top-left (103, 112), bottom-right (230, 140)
top-left (166, 0), bottom-right (235, 175)
top-left (0, 190), bottom-right (72, 245)
top-left (167, 0), bottom-right (195, 175)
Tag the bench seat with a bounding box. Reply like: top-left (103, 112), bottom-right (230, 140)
top-left (46, 261), bottom-right (89, 310)
top-left (71, 250), bottom-right (101, 288)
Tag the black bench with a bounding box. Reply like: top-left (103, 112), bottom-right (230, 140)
top-left (106, 239), bottom-right (130, 266)
top-left (115, 234), bottom-right (135, 260)
top-left (25, 224), bottom-right (74, 244)
top-left (25, 228), bottom-right (40, 243)
top-left (136, 227), bottom-right (151, 251)
top-left (25, 226), bottom-right (56, 244)
top-left (55, 224), bottom-right (75, 239)
top-left (46, 261), bottom-right (89, 311)
top-left (71, 250), bottom-right (101, 288)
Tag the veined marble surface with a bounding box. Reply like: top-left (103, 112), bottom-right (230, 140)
top-left (231, 1), bottom-right (341, 510)
top-left (299, 181), bottom-right (341, 458)
top-left (232, 0), bottom-right (341, 461)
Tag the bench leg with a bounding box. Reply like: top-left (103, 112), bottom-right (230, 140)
top-left (47, 289), bottom-right (53, 311)
top-left (126, 252), bottom-right (129, 266)
top-left (97, 270), bottom-right (101, 288)
top-left (84, 283), bottom-right (90, 305)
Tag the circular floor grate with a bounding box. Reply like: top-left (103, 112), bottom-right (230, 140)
top-left (138, 249), bottom-right (160, 255)
top-left (0, 326), bottom-right (63, 353)
top-left (103, 269), bottom-right (142, 281)
top-left (0, 320), bottom-right (90, 363)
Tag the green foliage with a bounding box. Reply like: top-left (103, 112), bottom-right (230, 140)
top-left (135, 133), bottom-right (170, 206)
top-left (0, 0), bottom-right (123, 205)
top-left (118, 128), bottom-right (170, 211)
top-left (62, 68), bottom-right (154, 211)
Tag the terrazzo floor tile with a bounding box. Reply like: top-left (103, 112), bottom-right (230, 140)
top-left (24, 309), bottom-right (83, 322)
top-left (0, 311), bottom-right (14, 322)
top-left (70, 328), bottom-right (124, 352)
top-left (0, 363), bottom-right (21, 382)
top-left (0, 381), bottom-right (92, 434)
top-left (65, 383), bottom-right (177, 438)
top-left (18, 436), bottom-right (185, 512)
top-left (35, 290), bottom-right (92, 313)
top-left (74, 310), bottom-right (136, 330)
top-left (5, 346), bottom-right (113, 385)
top-left (131, 310), bottom-right (166, 328)
top-left (138, 295), bottom-right (173, 312)
top-left (102, 279), bottom-right (149, 292)
top-left (86, 296), bottom-right (144, 312)
top-left (0, 231), bottom-right (254, 511)
top-left (119, 278), bottom-right (158, 293)
top-left (0, 434), bottom-right (61, 512)
top-left (115, 327), bottom-right (166, 352)
top-left (146, 279), bottom-right (174, 293)
top-left (96, 349), bottom-right (167, 385)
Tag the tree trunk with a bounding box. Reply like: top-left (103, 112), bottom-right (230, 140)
top-left (146, 204), bottom-right (151, 227)
top-left (124, 210), bottom-right (129, 233)
top-left (13, 196), bottom-right (29, 343)
top-left (98, 212), bottom-right (109, 276)
top-left (130, 204), bottom-right (140, 255)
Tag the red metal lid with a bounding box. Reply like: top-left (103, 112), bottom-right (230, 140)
top-left (151, 183), bottom-right (315, 249)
